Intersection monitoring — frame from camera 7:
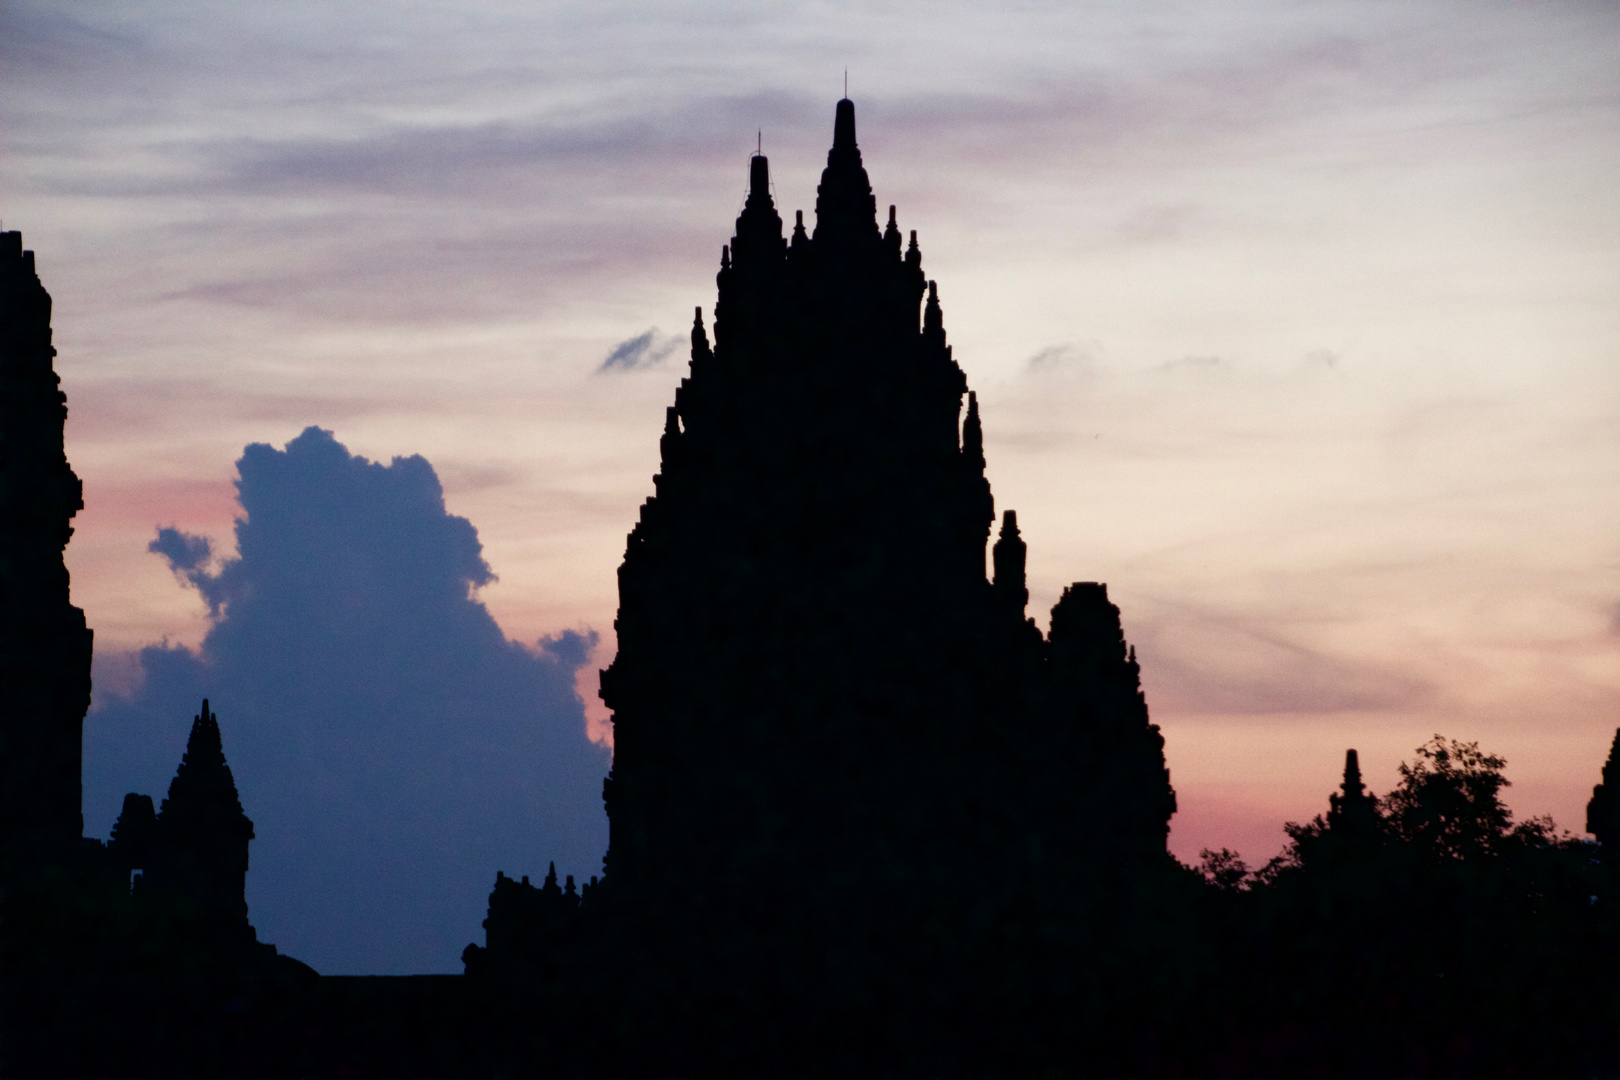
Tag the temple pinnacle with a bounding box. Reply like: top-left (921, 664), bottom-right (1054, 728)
top-left (833, 97), bottom-right (856, 151)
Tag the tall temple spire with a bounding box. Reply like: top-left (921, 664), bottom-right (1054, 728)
top-left (750, 153), bottom-right (769, 198)
top-left (833, 97), bottom-right (856, 152)
top-left (732, 153), bottom-right (784, 265)
top-left (813, 98), bottom-right (878, 243)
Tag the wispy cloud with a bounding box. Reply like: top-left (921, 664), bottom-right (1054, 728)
top-left (598, 328), bottom-right (679, 373)
top-left (1027, 342), bottom-right (1099, 375)
top-left (1131, 600), bottom-right (1434, 717)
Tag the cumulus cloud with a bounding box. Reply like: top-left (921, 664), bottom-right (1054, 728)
top-left (598, 327), bottom-right (679, 373)
top-left (85, 427), bottom-right (611, 974)
top-left (149, 525), bottom-right (212, 579)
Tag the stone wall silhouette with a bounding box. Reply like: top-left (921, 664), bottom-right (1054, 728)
top-left (0, 229), bottom-right (92, 885)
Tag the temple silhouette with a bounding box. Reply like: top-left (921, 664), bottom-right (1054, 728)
top-left (587, 98), bottom-right (1175, 1053)
top-left (4, 100), bottom-right (1620, 1077)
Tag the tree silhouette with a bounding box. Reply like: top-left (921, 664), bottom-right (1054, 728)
top-left (1380, 735), bottom-right (1515, 860)
top-left (1587, 727), bottom-right (1620, 848)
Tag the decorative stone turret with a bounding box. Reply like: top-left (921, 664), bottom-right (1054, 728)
top-left (992, 510), bottom-right (1028, 615)
top-left (1328, 748), bottom-right (1381, 840)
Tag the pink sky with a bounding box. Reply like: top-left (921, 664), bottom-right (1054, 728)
top-left (6, 0), bottom-right (1618, 868)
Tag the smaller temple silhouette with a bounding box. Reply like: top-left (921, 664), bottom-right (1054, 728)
top-left (112, 700), bottom-right (259, 947)
top-left (1327, 748), bottom-right (1380, 839)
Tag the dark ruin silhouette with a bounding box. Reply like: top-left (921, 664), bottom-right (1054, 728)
top-left (4, 101), bottom-right (1620, 1077)
top-left (0, 224), bottom-right (99, 1074)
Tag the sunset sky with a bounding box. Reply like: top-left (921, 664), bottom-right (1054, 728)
top-left (6, 0), bottom-right (1618, 927)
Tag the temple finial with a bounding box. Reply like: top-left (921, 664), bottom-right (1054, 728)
top-left (814, 96), bottom-right (877, 239)
top-left (189, 699), bottom-right (221, 757)
top-left (749, 153), bottom-right (769, 199)
top-left (732, 143), bottom-right (784, 261)
top-left (833, 97), bottom-right (856, 151)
